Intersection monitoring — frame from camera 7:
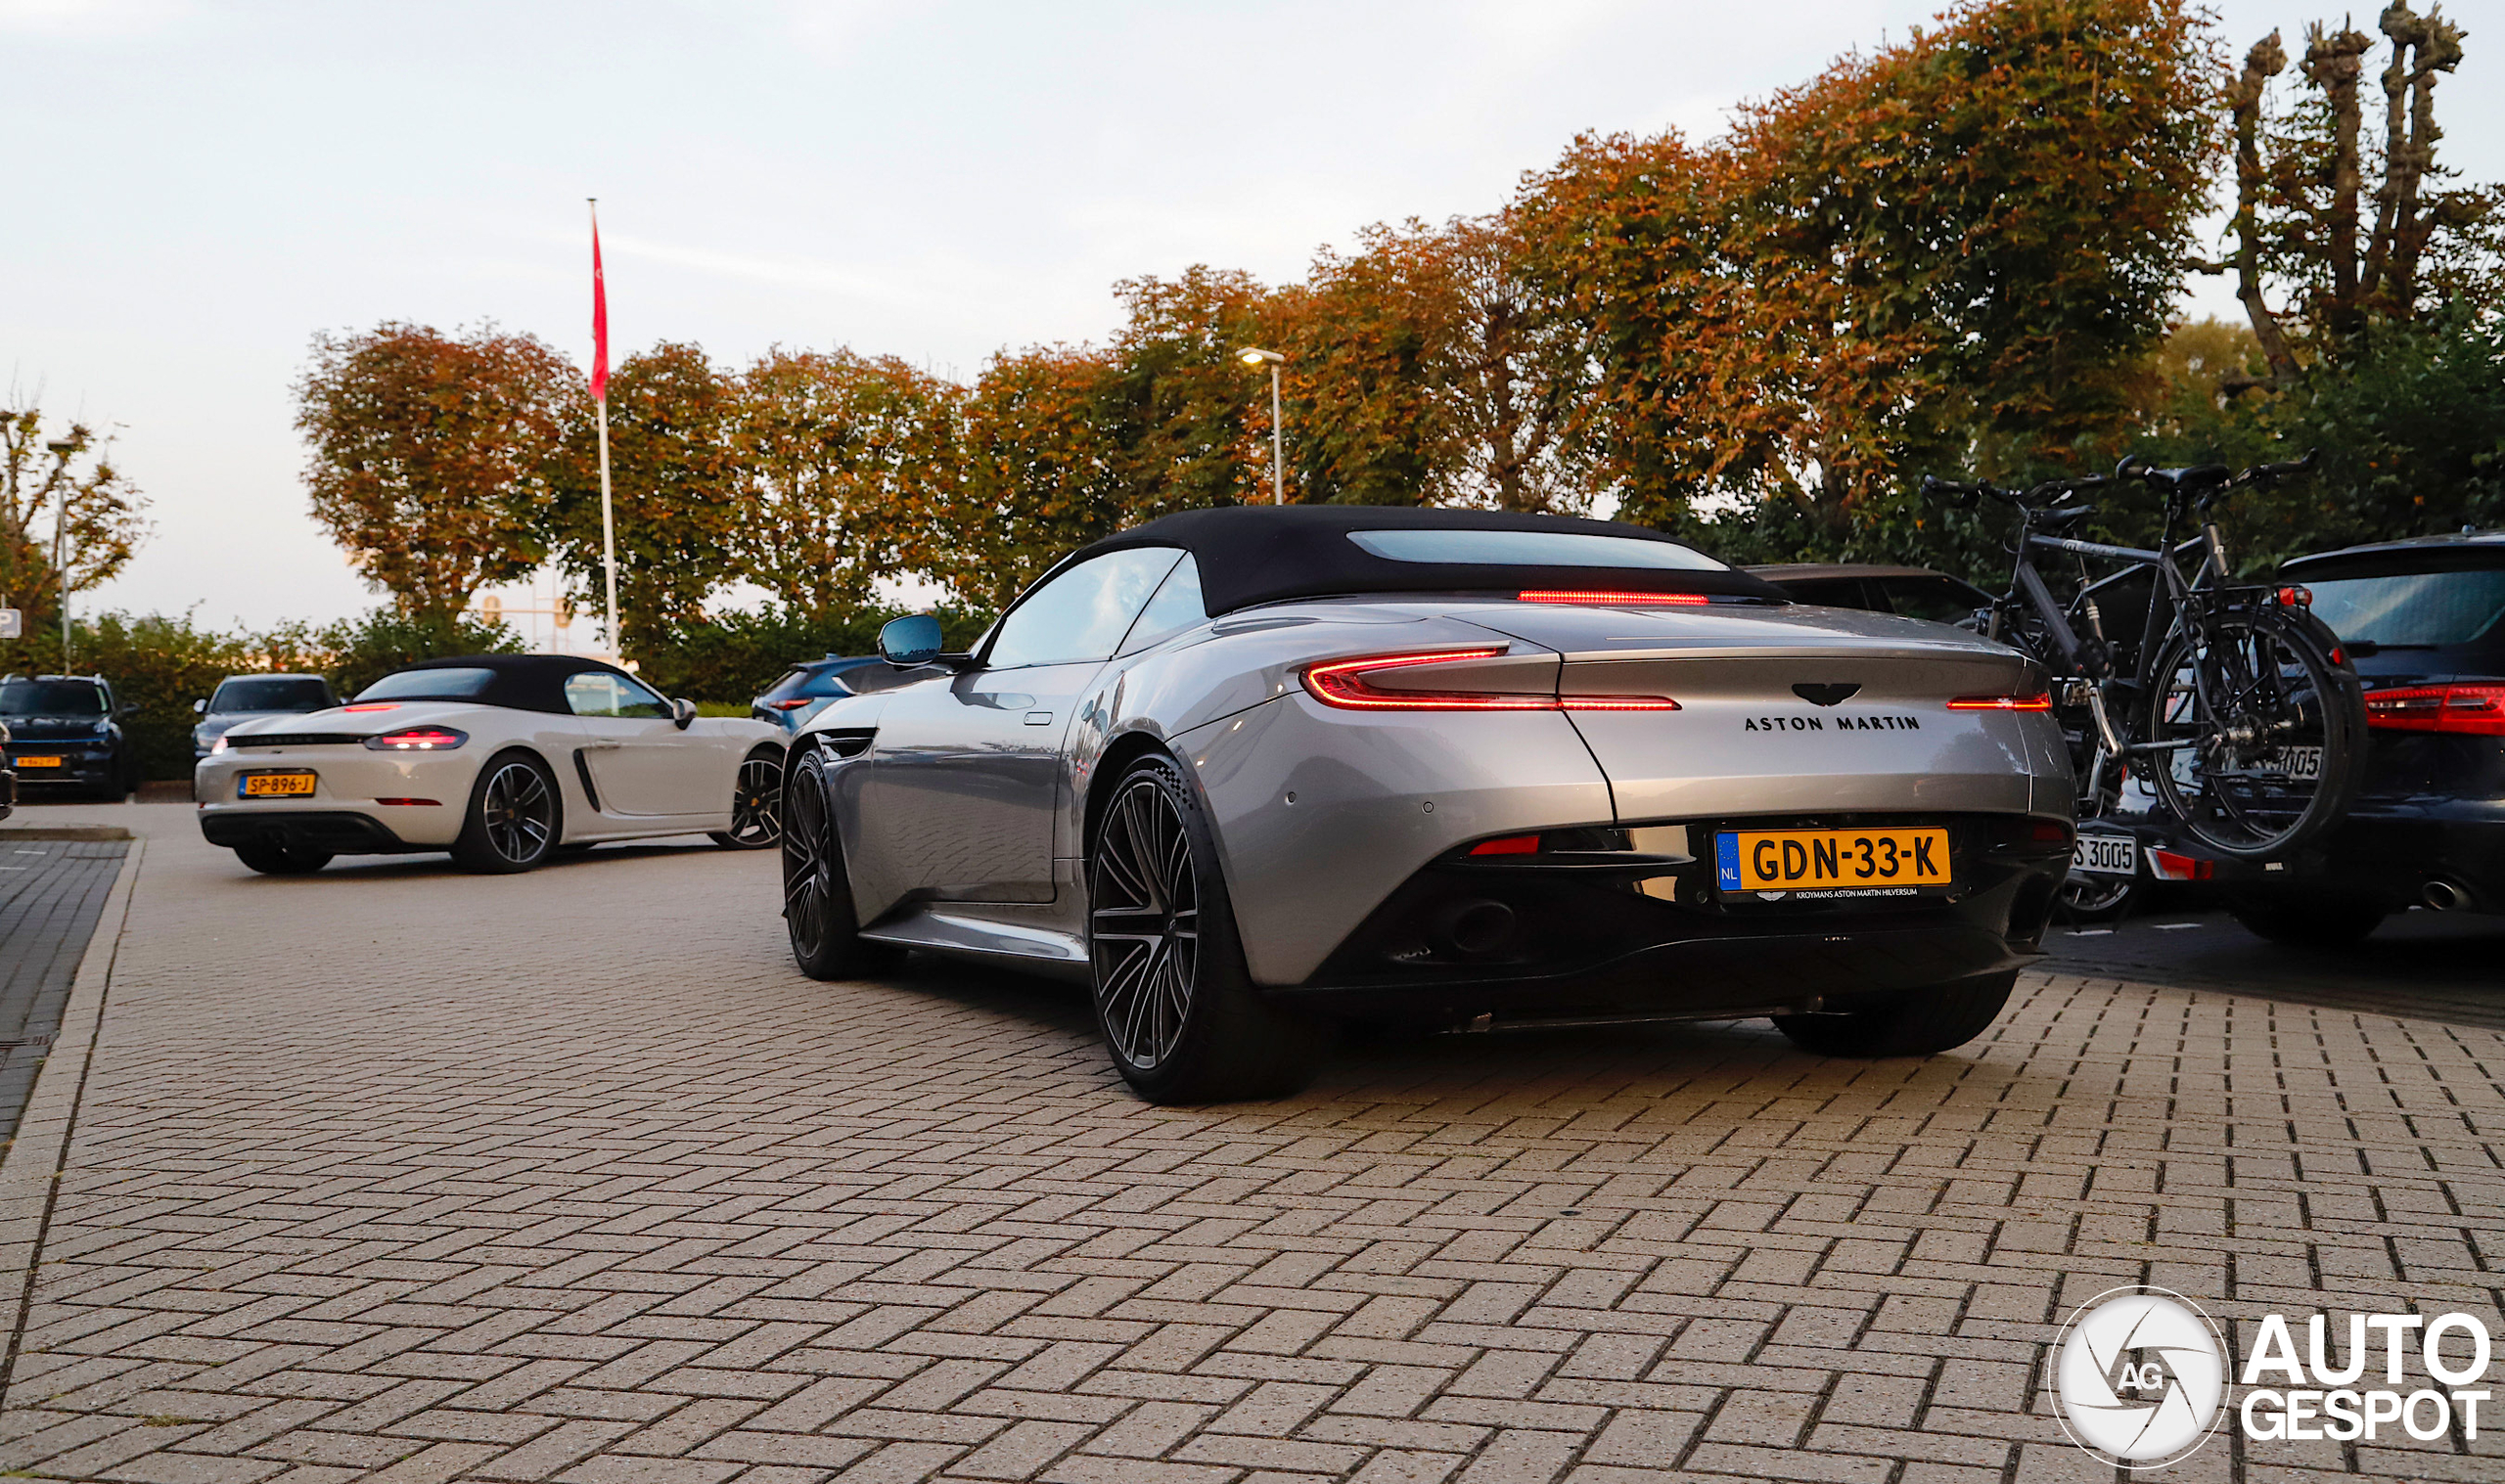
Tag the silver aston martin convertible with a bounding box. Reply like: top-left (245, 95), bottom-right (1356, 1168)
top-left (782, 508), bottom-right (2075, 1102)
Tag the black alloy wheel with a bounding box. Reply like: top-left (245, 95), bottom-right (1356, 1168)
top-left (1087, 753), bottom-right (1307, 1103)
top-left (1091, 772), bottom-right (1201, 1072)
top-left (711, 751), bottom-right (786, 849)
top-left (781, 748), bottom-right (897, 979)
top-left (452, 751), bottom-right (561, 874)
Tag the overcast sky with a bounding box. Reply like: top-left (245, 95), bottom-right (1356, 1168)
top-left (8, 0), bottom-right (2499, 632)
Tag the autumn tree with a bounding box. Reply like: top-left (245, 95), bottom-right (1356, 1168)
top-left (0, 408), bottom-right (150, 657)
top-left (1099, 268), bottom-right (1271, 508)
top-left (1275, 215), bottom-right (1590, 513)
top-left (732, 347), bottom-right (963, 616)
top-left (924, 345), bottom-right (1122, 609)
top-left (546, 341), bottom-right (742, 650)
top-left (295, 323), bottom-right (572, 629)
top-left (1522, 0), bottom-right (2216, 534)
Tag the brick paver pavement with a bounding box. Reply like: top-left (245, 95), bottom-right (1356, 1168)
top-left (1, 805), bottom-right (2498, 1483)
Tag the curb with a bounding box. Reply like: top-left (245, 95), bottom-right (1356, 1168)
top-left (0, 826), bottom-right (135, 842)
top-left (0, 835), bottom-right (144, 1404)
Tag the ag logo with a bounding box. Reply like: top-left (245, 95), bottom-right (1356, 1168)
top-left (2049, 1286), bottom-right (2228, 1468)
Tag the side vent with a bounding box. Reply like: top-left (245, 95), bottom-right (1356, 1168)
top-left (819, 729), bottom-right (876, 759)
top-left (571, 749), bottom-right (602, 812)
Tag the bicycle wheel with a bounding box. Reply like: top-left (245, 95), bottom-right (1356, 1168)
top-left (2141, 608), bottom-right (2364, 859)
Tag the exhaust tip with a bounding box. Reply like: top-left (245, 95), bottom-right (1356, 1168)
top-left (2422, 878), bottom-right (2472, 912)
top-left (1435, 899), bottom-right (1518, 958)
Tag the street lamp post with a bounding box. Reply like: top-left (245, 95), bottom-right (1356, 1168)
top-left (42, 437), bottom-right (79, 668)
top-left (1238, 348), bottom-right (1288, 505)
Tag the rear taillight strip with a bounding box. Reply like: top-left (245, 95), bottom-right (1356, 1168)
top-left (1301, 649), bottom-right (1678, 713)
top-left (1946, 692), bottom-right (2053, 712)
top-left (2364, 683), bottom-right (2505, 736)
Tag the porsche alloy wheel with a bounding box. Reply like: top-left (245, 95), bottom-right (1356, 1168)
top-left (1087, 753), bottom-right (1307, 1103)
top-left (712, 751), bottom-right (786, 849)
top-left (781, 748), bottom-right (897, 979)
top-left (452, 752), bottom-right (560, 874)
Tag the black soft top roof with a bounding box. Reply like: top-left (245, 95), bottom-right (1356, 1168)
top-left (362, 653), bottom-right (643, 715)
top-left (1071, 506), bottom-right (1784, 614)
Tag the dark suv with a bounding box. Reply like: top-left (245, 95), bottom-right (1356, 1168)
top-left (0, 674), bottom-right (139, 800)
top-left (2217, 528), bottom-right (2504, 942)
top-left (750, 655), bottom-right (899, 734)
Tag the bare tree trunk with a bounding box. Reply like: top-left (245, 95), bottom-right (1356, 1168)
top-left (2227, 34), bottom-right (2302, 381)
top-left (2302, 23), bottom-right (2372, 337)
top-left (2382, 4), bottom-right (2465, 314)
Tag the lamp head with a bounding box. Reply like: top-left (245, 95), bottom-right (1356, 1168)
top-left (1238, 347), bottom-right (1286, 368)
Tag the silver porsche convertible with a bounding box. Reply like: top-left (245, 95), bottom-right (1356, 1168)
top-left (782, 508), bottom-right (2075, 1102)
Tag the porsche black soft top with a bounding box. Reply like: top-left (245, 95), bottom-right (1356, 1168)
top-left (357, 653), bottom-right (645, 715)
top-left (1072, 506), bottom-right (1786, 614)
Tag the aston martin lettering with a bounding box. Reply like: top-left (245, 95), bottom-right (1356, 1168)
top-left (1741, 714), bottom-right (1922, 732)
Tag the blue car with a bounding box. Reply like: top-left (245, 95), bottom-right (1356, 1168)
top-left (751, 656), bottom-right (898, 734)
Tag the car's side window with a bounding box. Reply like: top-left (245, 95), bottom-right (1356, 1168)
top-left (1879, 576), bottom-right (1982, 624)
top-left (986, 548), bottom-right (1183, 669)
top-left (1118, 554), bottom-right (1207, 655)
top-left (565, 671), bottom-right (672, 719)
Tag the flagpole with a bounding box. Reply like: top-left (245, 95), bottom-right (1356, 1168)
top-left (590, 198), bottom-right (620, 661)
top-left (596, 393), bottom-right (618, 659)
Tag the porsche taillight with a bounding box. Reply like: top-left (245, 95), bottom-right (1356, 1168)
top-left (1299, 649), bottom-right (1678, 712)
top-left (2363, 683), bottom-right (2505, 736)
top-left (362, 726), bottom-right (469, 751)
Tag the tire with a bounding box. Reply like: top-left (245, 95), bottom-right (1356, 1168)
top-left (450, 750), bottom-right (562, 874)
top-left (233, 841), bottom-right (332, 876)
top-left (781, 748), bottom-right (901, 979)
top-left (1771, 969), bottom-right (2016, 1058)
top-left (1088, 752), bottom-right (1309, 1103)
top-left (2142, 607), bottom-right (2365, 860)
top-left (710, 749), bottom-right (785, 849)
top-left (2230, 893), bottom-right (2387, 947)
top-left (2057, 874), bottom-right (2137, 922)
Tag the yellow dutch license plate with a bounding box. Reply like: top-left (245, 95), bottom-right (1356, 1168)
top-left (16, 755), bottom-right (63, 768)
top-left (240, 772), bottom-right (317, 798)
top-left (1716, 826), bottom-right (1952, 899)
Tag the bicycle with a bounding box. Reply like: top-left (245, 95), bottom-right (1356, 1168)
top-left (1921, 455), bottom-right (2367, 861)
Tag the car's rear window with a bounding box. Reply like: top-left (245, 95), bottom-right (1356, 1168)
top-left (356, 667), bottom-right (498, 701)
top-left (762, 667), bottom-right (859, 702)
top-left (1346, 529), bottom-right (1728, 571)
top-left (0, 681), bottom-right (106, 716)
top-left (2305, 569), bottom-right (2505, 647)
top-left (211, 677), bottom-right (334, 713)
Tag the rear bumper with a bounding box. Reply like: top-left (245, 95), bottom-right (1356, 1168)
top-left (200, 810), bottom-right (420, 856)
top-left (2225, 799), bottom-right (2505, 913)
top-left (1272, 811), bottom-right (2069, 1025)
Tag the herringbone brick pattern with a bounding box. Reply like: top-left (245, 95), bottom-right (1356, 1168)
top-left (2, 809), bottom-right (2499, 1482)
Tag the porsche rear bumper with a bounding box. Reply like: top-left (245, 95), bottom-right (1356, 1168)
top-left (199, 809), bottom-right (422, 855)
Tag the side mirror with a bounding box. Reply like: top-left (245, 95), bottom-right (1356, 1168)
top-left (192, 698), bottom-right (207, 714)
top-left (878, 613), bottom-right (944, 667)
top-left (116, 701), bottom-right (140, 718)
top-left (670, 697), bottom-right (697, 730)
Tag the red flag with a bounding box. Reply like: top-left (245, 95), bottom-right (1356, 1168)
top-left (590, 203), bottom-right (610, 402)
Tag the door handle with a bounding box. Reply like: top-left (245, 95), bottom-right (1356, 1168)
top-left (1024, 710), bottom-right (1055, 726)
